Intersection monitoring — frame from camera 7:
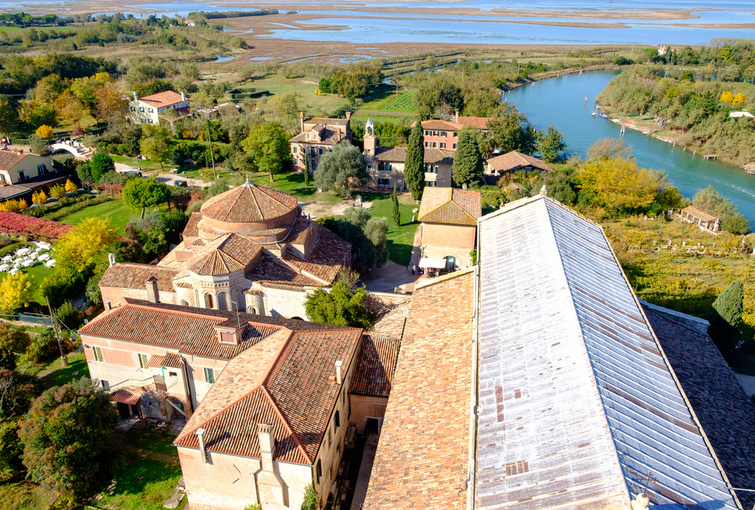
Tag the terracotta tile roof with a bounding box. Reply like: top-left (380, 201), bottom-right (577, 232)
top-left (113, 390), bottom-right (141, 406)
top-left (201, 182), bottom-right (298, 224)
top-left (282, 226), bottom-right (351, 285)
top-left (456, 116), bottom-right (491, 130)
top-left (163, 352), bottom-right (183, 369)
top-left (486, 150), bottom-right (553, 173)
top-left (420, 119), bottom-right (459, 131)
top-left (367, 301), bottom-right (409, 338)
top-left (417, 188), bottom-right (481, 225)
top-left (247, 258), bottom-right (322, 287)
top-left (189, 249), bottom-right (245, 275)
top-left (289, 127), bottom-right (343, 145)
top-left (374, 147), bottom-right (454, 165)
top-left (182, 212), bottom-right (202, 237)
top-left (147, 354), bottom-right (166, 368)
top-left (350, 335), bottom-right (401, 397)
top-left (218, 233), bottom-right (262, 264)
top-left (139, 90), bottom-right (186, 108)
top-left (79, 301), bottom-right (282, 360)
top-left (174, 319), bottom-right (362, 465)
top-left (644, 304), bottom-right (755, 508)
top-left (99, 263), bottom-right (180, 292)
top-left (0, 150), bottom-right (28, 171)
top-left (364, 271), bottom-right (474, 509)
top-left (286, 218), bottom-right (314, 245)
top-left (682, 206), bottom-right (719, 222)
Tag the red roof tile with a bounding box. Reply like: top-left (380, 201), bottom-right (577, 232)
top-left (364, 271), bottom-right (474, 509)
top-left (201, 182), bottom-right (298, 224)
top-left (113, 390), bottom-right (142, 406)
top-left (139, 90), bottom-right (186, 108)
top-left (99, 263), bottom-right (180, 292)
top-left (417, 188), bottom-right (481, 226)
top-left (0, 150), bottom-right (28, 171)
top-left (351, 335), bottom-right (401, 397)
top-left (182, 212), bottom-right (202, 237)
top-left (486, 150), bottom-right (552, 173)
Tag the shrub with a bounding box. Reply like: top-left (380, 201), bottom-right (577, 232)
top-left (65, 179), bottom-right (78, 193)
top-left (48, 184), bottom-right (66, 199)
top-left (26, 329), bottom-right (60, 365)
top-left (35, 125), bottom-right (54, 139)
top-left (55, 301), bottom-right (81, 330)
top-left (0, 211), bottom-right (73, 239)
top-left (32, 190), bottom-right (47, 205)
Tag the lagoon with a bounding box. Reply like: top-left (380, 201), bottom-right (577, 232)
top-left (506, 71), bottom-right (755, 223)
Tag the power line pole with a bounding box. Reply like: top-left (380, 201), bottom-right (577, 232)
top-left (46, 296), bottom-right (67, 367)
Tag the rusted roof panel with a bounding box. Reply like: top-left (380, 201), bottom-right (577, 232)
top-left (476, 196), bottom-right (739, 510)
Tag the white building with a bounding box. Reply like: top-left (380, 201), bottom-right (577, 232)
top-left (129, 90), bottom-right (190, 125)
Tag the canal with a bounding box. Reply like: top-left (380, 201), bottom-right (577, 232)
top-left (505, 70), bottom-right (755, 223)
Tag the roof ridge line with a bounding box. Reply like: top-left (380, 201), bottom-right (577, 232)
top-left (259, 384), bottom-right (312, 465)
top-left (247, 185), bottom-right (264, 221)
top-left (175, 328), bottom-right (293, 443)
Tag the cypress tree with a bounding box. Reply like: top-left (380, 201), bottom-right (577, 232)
top-left (304, 153), bottom-right (310, 186)
top-left (452, 129), bottom-right (484, 188)
top-left (404, 121), bottom-right (425, 200)
top-left (707, 279), bottom-right (744, 352)
top-left (392, 183), bottom-right (401, 226)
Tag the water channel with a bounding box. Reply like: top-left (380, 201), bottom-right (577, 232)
top-left (505, 70), bottom-right (755, 223)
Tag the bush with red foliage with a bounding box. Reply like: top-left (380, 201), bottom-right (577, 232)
top-left (0, 211), bottom-right (73, 239)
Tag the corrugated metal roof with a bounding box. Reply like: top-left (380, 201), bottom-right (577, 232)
top-left (476, 195), bottom-right (739, 510)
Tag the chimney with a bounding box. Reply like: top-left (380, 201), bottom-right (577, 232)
top-left (300, 111), bottom-right (304, 133)
top-left (108, 253), bottom-right (116, 267)
top-left (258, 423), bottom-right (275, 470)
top-left (454, 110), bottom-right (459, 123)
top-left (539, 185), bottom-right (547, 197)
top-left (145, 276), bottom-right (159, 303)
top-left (335, 360), bottom-right (343, 385)
top-left (181, 90), bottom-right (186, 102)
top-left (196, 428), bottom-right (208, 464)
top-left (105, 301), bottom-right (112, 311)
top-left (345, 111), bottom-right (351, 120)
top-left (133, 91), bottom-right (138, 102)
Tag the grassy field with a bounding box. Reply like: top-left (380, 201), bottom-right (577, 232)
top-left (93, 427), bottom-right (183, 510)
top-left (359, 87), bottom-right (417, 113)
top-left (362, 192), bottom-right (419, 266)
top-left (250, 74), bottom-right (349, 115)
top-left (17, 351), bottom-right (88, 388)
top-left (59, 200), bottom-right (138, 236)
top-left (111, 155), bottom-right (165, 173)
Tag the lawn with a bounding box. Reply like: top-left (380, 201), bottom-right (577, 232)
top-left (59, 200), bottom-right (138, 236)
top-left (249, 74), bottom-right (349, 115)
top-left (359, 87), bottom-right (417, 113)
top-left (363, 192), bottom-right (419, 266)
top-left (111, 155), bottom-right (164, 173)
top-left (17, 351), bottom-right (88, 389)
top-left (94, 427), bottom-right (182, 510)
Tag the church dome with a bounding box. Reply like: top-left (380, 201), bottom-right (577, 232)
top-left (199, 182), bottom-right (299, 237)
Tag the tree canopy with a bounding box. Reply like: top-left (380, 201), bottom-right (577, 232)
top-left (305, 270), bottom-right (373, 329)
top-left (415, 76), bottom-right (464, 120)
top-left (578, 156), bottom-right (661, 213)
top-left (707, 279), bottom-right (744, 352)
top-left (404, 122), bottom-right (425, 200)
top-left (484, 104), bottom-right (539, 156)
top-left (0, 323), bottom-right (31, 370)
top-left (122, 177), bottom-right (171, 216)
top-left (536, 126), bottom-right (567, 163)
top-left (51, 217), bottom-right (118, 273)
top-left (452, 129), bottom-right (484, 188)
top-left (314, 140), bottom-right (369, 193)
top-left (19, 378), bottom-right (117, 503)
top-left (139, 125), bottom-right (173, 171)
top-left (241, 122), bottom-right (292, 182)
top-left (89, 153), bottom-right (115, 182)
top-left (0, 273), bottom-right (34, 314)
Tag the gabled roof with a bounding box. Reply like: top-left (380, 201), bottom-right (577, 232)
top-left (364, 271), bottom-right (475, 509)
top-left (475, 195), bottom-right (739, 510)
top-left (486, 150), bottom-right (553, 173)
top-left (419, 116), bottom-right (491, 132)
top-left (374, 146), bottom-right (454, 164)
top-left (289, 127), bottom-right (343, 145)
top-left (682, 205), bottom-right (718, 222)
top-left (99, 263), bottom-right (180, 292)
top-left (173, 309), bottom-right (362, 464)
top-left (281, 226), bottom-right (351, 285)
top-left (138, 90), bottom-right (186, 108)
top-left (417, 188), bottom-right (481, 226)
top-left (0, 150), bottom-right (32, 171)
top-left (200, 182), bottom-right (298, 224)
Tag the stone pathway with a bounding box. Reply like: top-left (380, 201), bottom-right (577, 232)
top-left (162, 478), bottom-right (186, 509)
top-left (349, 433), bottom-right (379, 510)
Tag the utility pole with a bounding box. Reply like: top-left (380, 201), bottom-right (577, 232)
top-left (46, 296), bottom-right (67, 367)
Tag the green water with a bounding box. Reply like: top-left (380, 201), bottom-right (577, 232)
top-left (506, 71), bottom-right (755, 223)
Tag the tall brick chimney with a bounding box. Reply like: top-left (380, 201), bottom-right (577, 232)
top-left (146, 276), bottom-right (159, 303)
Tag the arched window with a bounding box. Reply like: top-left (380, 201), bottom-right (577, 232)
top-left (205, 293), bottom-right (214, 309)
top-left (180, 300), bottom-right (189, 306)
top-left (218, 292), bottom-right (228, 311)
top-left (247, 307), bottom-right (259, 315)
